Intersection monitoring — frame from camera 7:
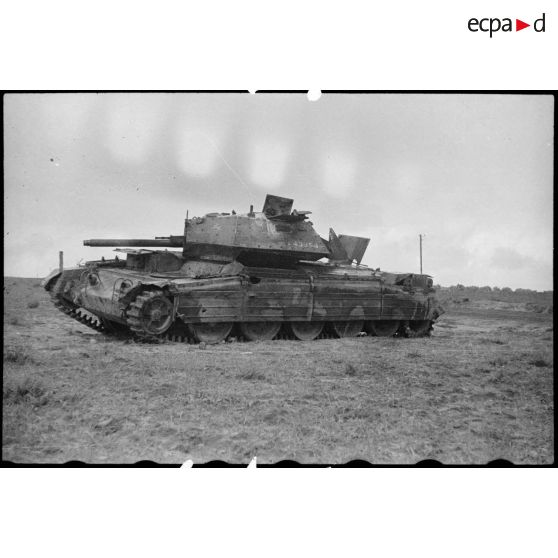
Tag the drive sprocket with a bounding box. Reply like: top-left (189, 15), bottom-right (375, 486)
top-left (126, 290), bottom-right (175, 341)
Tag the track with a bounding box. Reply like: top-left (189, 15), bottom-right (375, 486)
top-left (49, 276), bottom-right (125, 336)
top-left (49, 280), bottom-right (433, 344)
top-left (51, 296), bottom-right (434, 344)
top-left (51, 292), bottom-right (108, 334)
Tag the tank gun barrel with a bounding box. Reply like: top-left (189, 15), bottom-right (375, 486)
top-left (84, 236), bottom-right (184, 248)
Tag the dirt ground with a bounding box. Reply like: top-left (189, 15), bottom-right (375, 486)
top-left (3, 277), bottom-right (554, 464)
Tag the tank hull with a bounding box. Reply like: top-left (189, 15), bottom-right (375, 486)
top-left (46, 259), bottom-right (443, 341)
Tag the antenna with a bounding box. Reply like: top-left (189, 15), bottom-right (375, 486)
top-left (419, 233), bottom-right (426, 274)
top-left (201, 134), bottom-right (252, 195)
top-left (183, 210), bottom-right (189, 254)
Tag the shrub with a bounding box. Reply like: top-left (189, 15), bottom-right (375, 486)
top-left (530, 359), bottom-right (550, 368)
top-left (3, 375), bottom-right (46, 405)
top-left (501, 287), bottom-right (513, 294)
top-left (480, 338), bottom-right (506, 345)
top-left (27, 300), bottom-right (40, 309)
top-left (489, 358), bottom-right (507, 367)
top-left (4, 346), bottom-right (31, 365)
top-left (239, 370), bottom-right (266, 381)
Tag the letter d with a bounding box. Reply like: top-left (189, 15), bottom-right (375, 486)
top-left (534, 13), bottom-right (545, 32)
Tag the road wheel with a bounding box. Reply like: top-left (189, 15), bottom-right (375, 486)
top-left (331, 320), bottom-right (365, 338)
top-left (127, 291), bottom-right (174, 338)
top-left (366, 320), bottom-right (400, 337)
top-left (240, 321), bottom-right (281, 341)
top-left (189, 322), bottom-right (233, 343)
top-left (288, 321), bottom-right (324, 341)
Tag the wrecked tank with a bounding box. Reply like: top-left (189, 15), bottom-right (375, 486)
top-left (43, 195), bottom-right (444, 343)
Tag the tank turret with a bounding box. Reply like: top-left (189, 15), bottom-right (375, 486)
top-left (83, 195), bottom-right (368, 267)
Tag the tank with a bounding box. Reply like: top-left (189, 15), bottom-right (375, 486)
top-left (43, 194), bottom-right (445, 343)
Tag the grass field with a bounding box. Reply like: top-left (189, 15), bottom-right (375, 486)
top-left (3, 278), bottom-right (554, 464)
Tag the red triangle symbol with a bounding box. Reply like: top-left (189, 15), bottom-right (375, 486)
top-left (516, 19), bottom-right (530, 31)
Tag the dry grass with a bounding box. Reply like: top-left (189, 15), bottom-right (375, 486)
top-left (2, 277), bottom-right (554, 464)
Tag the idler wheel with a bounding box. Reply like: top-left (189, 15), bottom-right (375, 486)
top-left (366, 320), bottom-right (400, 337)
top-left (189, 322), bottom-right (233, 344)
top-left (408, 320), bottom-right (432, 337)
top-left (288, 321), bottom-right (324, 341)
top-left (332, 320), bottom-right (365, 338)
top-left (240, 321), bottom-right (281, 341)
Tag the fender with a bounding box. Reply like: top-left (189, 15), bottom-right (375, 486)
top-left (41, 269), bottom-right (62, 290)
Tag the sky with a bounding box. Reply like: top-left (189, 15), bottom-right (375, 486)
top-left (3, 92), bottom-right (554, 290)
